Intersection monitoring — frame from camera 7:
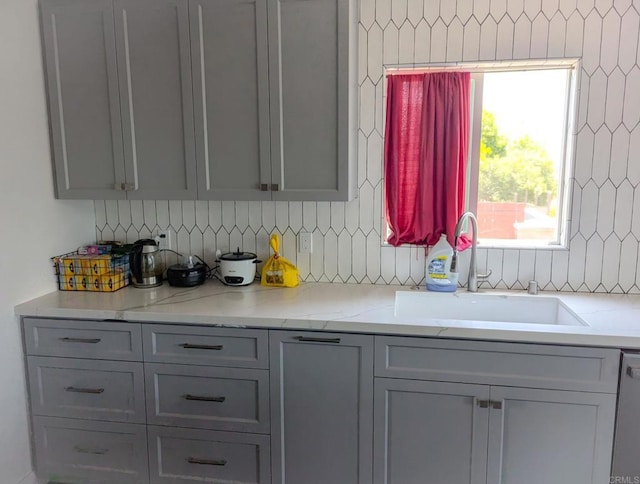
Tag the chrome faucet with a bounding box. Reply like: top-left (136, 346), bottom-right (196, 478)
top-left (450, 212), bottom-right (491, 292)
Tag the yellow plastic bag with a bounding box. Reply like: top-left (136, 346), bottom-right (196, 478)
top-left (261, 234), bottom-right (299, 287)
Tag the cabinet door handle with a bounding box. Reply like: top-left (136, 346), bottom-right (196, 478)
top-left (183, 394), bottom-right (226, 403)
top-left (60, 337), bottom-right (101, 344)
top-left (179, 343), bottom-right (223, 351)
top-left (627, 366), bottom-right (640, 379)
top-left (65, 386), bottom-right (105, 394)
top-left (74, 445), bottom-right (108, 455)
top-left (271, 183), bottom-right (279, 191)
top-left (187, 457), bottom-right (227, 466)
top-left (491, 400), bottom-right (503, 410)
top-left (294, 336), bottom-right (341, 344)
top-left (260, 183), bottom-right (269, 191)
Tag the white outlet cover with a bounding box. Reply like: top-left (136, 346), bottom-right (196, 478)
top-left (298, 232), bottom-right (312, 253)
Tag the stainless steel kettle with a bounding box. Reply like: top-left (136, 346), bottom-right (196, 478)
top-left (130, 239), bottom-right (163, 288)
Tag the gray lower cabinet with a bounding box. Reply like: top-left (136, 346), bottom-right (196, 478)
top-left (374, 379), bottom-right (490, 484)
top-left (27, 356), bottom-right (146, 423)
top-left (486, 386), bottom-right (616, 484)
top-left (23, 318), bottom-right (143, 361)
top-left (145, 363), bottom-right (270, 433)
top-left (22, 318), bottom-right (620, 484)
top-left (41, 0), bottom-right (197, 200)
top-left (33, 416), bottom-right (149, 484)
top-left (148, 425), bottom-right (271, 484)
top-left (374, 379), bottom-right (617, 484)
top-left (269, 331), bottom-right (374, 484)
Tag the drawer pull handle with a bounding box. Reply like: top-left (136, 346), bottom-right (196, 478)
top-left (187, 457), bottom-right (227, 466)
top-left (627, 366), bottom-right (640, 379)
top-left (184, 394), bottom-right (226, 403)
top-left (180, 343), bottom-right (223, 351)
top-left (294, 336), bottom-right (341, 344)
top-left (74, 445), bottom-right (108, 455)
top-left (65, 386), bottom-right (105, 394)
top-left (60, 337), bottom-right (101, 344)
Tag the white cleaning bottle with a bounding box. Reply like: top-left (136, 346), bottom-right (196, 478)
top-left (425, 234), bottom-right (458, 292)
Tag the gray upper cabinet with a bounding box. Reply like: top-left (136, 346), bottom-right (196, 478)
top-left (42, 0), bottom-right (197, 200)
top-left (114, 0), bottom-right (197, 200)
top-left (267, 0), bottom-right (357, 201)
top-left (190, 0), bottom-right (272, 201)
top-left (41, 0), bottom-right (126, 199)
top-left (270, 331), bottom-right (373, 484)
top-left (42, 0), bottom-right (357, 201)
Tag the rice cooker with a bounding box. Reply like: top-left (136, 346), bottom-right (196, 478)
top-left (218, 249), bottom-right (261, 286)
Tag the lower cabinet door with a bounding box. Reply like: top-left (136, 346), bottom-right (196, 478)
top-left (269, 331), bottom-right (374, 484)
top-left (374, 378), bottom-right (490, 484)
top-left (148, 426), bottom-right (271, 483)
top-left (33, 416), bottom-right (149, 484)
top-left (486, 386), bottom-right (617, 484)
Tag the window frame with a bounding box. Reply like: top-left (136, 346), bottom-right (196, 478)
top-left (382, 58), bottom-right (581, 250)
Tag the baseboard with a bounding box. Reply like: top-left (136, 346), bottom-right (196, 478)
top-left (17, 471), bottom-right (36, 484)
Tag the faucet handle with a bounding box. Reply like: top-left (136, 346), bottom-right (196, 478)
top-left (477, 269), bottom-right (492, 280)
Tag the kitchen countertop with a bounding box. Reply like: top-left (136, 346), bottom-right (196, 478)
top-left (14, 281), bottom-right (640, 349)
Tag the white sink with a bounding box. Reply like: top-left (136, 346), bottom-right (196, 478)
top-left (395, 291), bottom-right (588, 326)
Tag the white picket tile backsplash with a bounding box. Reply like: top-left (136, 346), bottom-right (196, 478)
top-left (95, 0), bottom-right (640, 292)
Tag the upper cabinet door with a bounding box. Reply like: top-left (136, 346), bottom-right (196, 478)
top-left (113, 0), bottom-right (197, 200)
top-left (268, 0), bottom-right (356, 201)
top-left (41, 0), bottom-right (126, 199)
top-left (190, 0), bottom-right (272, 201)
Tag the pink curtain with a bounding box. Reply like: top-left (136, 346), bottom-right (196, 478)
top-left (384, 71), bottom-right (471, 248)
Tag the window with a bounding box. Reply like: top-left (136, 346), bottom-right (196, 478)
top-left (385, 59), bottom-right (579, 248)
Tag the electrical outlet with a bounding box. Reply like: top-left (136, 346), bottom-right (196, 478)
top-left (298, 232), bottom-right (312, 254)
top-left (154, 229), bottom-right (172, 250)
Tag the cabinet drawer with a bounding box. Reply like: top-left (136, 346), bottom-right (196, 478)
top-left (23, 318), bottom-right (142, 361)
top-left (142, 324), bottom-right (268, 368)
top-left (33, 416), bottom-right (148, 484)
top-left (374, 337), bottom-right (620, 393)
top-left (28, 357), bottom-right (145, 423)
top-left (148, 426), bottom-right (270, 484)
top-left (146, 363), bottom-right (270, 433)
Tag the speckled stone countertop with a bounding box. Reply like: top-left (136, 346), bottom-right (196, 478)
top-left (14, 281), bottom-right (640, 349)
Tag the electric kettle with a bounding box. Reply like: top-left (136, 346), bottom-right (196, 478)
top-left (130, 239), bottom-right (163, 288)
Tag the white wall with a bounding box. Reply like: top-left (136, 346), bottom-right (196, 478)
top-left (0, 1), bottom-right (95, 482)
top-left (96, 0), bottom-right (640, 293)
